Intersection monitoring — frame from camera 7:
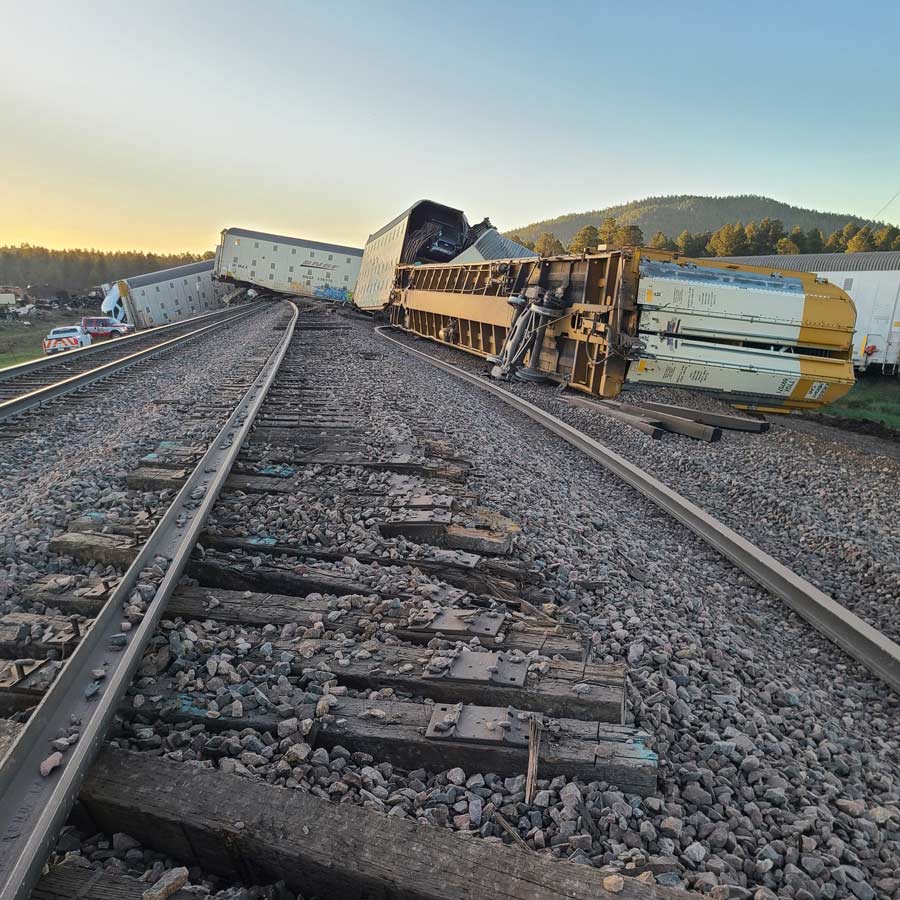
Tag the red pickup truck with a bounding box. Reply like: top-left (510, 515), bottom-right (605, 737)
top-left (80, 316), bottom-right (135, 340)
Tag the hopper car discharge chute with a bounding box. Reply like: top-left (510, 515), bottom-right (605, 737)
top-left (384, 248), bottom-right (856, 412)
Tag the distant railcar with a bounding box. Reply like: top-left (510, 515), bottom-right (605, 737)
top-left (214, 227), bottom-right (363, 299)
top-left (101, 260), bottom-right (228, 328)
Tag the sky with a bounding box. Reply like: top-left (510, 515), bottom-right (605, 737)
top-left (2, 0), bottom-right (899, 254)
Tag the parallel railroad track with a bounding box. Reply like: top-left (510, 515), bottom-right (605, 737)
top-left (0, 300), bottom-right (297, 899)
top-left (0, 303), bottom-right (267, 423)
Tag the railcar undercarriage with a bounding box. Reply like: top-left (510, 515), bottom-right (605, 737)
top-left (388, 249), bottom-right (856, 411)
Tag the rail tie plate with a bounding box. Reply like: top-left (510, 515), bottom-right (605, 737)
top-left (426, 702), bottom-right (534, 747)
top-left (407, 607), bottom-right (505, 640)
top-left (424, 651), bottom-right (528, 687)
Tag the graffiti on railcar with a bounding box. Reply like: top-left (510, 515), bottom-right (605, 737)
top-left (313, 285), bottom-right (353, 303)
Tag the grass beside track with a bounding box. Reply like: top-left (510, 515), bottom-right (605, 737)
top-left (0, 312), bottom-right (85, 368)
top-left (823, 375), bottom-right (900, 429)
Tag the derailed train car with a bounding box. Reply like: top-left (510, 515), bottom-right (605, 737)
top-left (354, 200), bottom-right (532, 311)
top-left (355, 200), bottom-right (471, 311)
top-left (384, 248), bottom-right (857, 412)
top-left (214, 227), bottom-right (364, 299)
top-left (101, 260), bottom-right (229, 328)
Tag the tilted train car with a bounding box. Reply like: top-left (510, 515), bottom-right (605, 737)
top-left (385, 248), bottom-right (857, 412)
top-left (214, 227), bottom-right (364, 301)
top-left (355, 200), bottom-right (497, 311)
top-left (101, 260), bottom-right (229, 328)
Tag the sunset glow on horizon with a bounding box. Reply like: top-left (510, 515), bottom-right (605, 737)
top-left (2, 0), bottom-right (899, 254)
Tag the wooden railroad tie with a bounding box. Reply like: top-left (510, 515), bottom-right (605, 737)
top-left (127, 437), bottom-right (473, 492)
top-left (198, 536), bottom-right (534, 597)
top-left (564, 395), bottom-right (768, 442)
top-left (125, 692), bottom-right (653, 793)
top-left (285, 639), bottom-right (624, 722)
top-left (53, 749), bottom-right (697, 900)
top-left (47, 518), bottom-right (534, 599)
top-left (24, 581), bottom-right (583, 660)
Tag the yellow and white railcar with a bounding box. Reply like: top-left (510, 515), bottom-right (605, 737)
top-left (388, 249), bottom-right (856, 412)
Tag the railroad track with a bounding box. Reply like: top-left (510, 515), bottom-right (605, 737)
top-left (0, 303), bottom-right (267, 423)
top-left (1, 301), bottom-right (897, 899)
top-left (0, 300), bottom-right (296, 898)
top-left (376, 327), bottom-right (900, 696)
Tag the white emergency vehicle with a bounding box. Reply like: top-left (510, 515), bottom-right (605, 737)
top-left (42, 325), bottom-right (92, 354)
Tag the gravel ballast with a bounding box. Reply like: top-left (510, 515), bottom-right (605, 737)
top-left (121, 312), bottom-right (898, 899)
top-left (389, 327), bottom-right (900, 645)
top-left (6, 305), bottom-right (899, 900)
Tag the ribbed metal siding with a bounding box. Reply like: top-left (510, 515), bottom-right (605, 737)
top-left (125, 260), bottom-right (215, 289)
top-left (451, 229), bottom-right (538, 263)
top-left (715, 252), bottom-right (900, 272)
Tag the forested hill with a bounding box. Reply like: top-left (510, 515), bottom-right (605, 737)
top-left (504, 195), bottom-right (883, 247)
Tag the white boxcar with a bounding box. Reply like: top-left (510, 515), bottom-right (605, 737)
top-left (355, 201), bottom-right (537, 312)
top-left (717, 251), bottom-right (900, 372)
top-left (101, 260), bottom-right (228, 328)
top-left (214, 227), bottom-right (363, 302)
top-left (355, 200), bottom-right (470, 311)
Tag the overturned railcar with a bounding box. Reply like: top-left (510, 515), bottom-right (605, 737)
top-left (387, 249), bottom-right (857, 412)
top-left (214, 227), bottom-right (363, 299)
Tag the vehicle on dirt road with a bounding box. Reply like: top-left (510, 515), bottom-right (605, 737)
top-left (80, 316), bottom-right (134, 340)
top-left (42, 325), bottom-right (92, 354)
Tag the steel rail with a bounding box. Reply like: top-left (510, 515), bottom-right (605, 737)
top-left (0, 300), bottom-right (299, 900)
top-left (376, 326), bottom-right (900, 695)
top-left (0, 304), bottom-right (258, 384)
top-left (0, 305), bottom-right (262, 423)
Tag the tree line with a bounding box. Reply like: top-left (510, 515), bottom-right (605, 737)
top-left (506, 194), bottom-right (883, 248)
top-left (0, 245), bottom-right (215, 293)
top-left (510, 218), bottom-right (900, 258)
